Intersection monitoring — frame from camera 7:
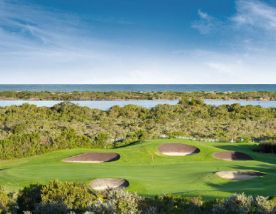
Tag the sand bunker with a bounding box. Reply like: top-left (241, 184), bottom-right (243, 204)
top-left (215, 171), bottom-right (265, 180)
top-left (64, 152), bottom-right (120, 163)
top-left (213, 151), bottom-right (253, 161)
top-left (90, 178), bottom-right (129, 191)
top-left (158, 143), bottom-right (200, 156)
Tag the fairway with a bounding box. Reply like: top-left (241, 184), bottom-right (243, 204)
top-left (1, 139), bottom-right (276, 198)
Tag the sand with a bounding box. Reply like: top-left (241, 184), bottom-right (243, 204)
top-left (158, 143), bottom-right (200, 156)
top-left (90, 178), bottom-right (129, 191)
top-left (63, 152), bottom-right (120, 163)
top-left (215, 171), bottom-right (264, 180)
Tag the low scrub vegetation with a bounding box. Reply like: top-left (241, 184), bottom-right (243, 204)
top-left (1, 181), bottom-right (276, 214)
top-left (0, 187), bottom-right (15, 214)
top-left (0, 91), bottom-right (275, 101)
top-left (0, 99), bottom-right (275, 159)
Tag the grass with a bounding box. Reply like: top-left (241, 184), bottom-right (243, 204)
top-left (0, 139), bottom-right (276, 199)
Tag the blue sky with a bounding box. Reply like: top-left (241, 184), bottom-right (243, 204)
top-left (0, 0), bottom-right (276, 83)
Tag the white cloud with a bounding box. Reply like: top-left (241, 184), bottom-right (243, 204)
top-left (198, 10), bottom-right (210, 20)
top-left (232, 0), bottom-right (276, 31)
top-left (206, 62), bottom-right (233, 74)
top-left (191, 10), bottom-right (220, 35)
top-left (193, 0), bottom-right (276, 44)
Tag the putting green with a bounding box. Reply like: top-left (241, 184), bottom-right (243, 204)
top-left (0, 139), bottom-right (276, 198)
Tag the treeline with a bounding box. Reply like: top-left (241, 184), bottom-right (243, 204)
top-left (0, 91), bottom-right (276, 101)
top-left (1, 180), bottom-right (276, 214)
top-left (0, 100), bottom-right (275, 159)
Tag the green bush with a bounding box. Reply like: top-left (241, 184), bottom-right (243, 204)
top-left (17, 184), bottom-right (43, 213)
top-left (0, 187), bottom-right (11, 214)
top-left (224, 193), bottom-right (253, 213)
top-left (33, 202), bottom-right (68, 214)
top-left (212, 193), bottom-right (276, 214)
top-left (145, 194), bottom-right (204, 214)
top-left (100, 189), bottom-right (143, 214)
top-left (254, 196), bottom-right (276, 214)
top-left (40, 180), bottom-right (96, 213)
top-left (94, 132), bottom-right (109, 148)
top-left (3, 182), bottom-right (276, 214)
top-left (1, 98), bottom-right (276, 159)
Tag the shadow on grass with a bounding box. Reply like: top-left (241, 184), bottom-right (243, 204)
top-left (207, 143), bottom-right (276, 197)
top-left (114, 141), bottom-right (143, 149)
top-left (205, 163), bottom-right (276, 198)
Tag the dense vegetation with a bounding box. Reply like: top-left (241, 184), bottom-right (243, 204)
top-left (1, 180), bottom-right (276, 214)
top-left (0, 91), bottom-right (276, 101)
top-left (0, 99), bottom-right (275, 159)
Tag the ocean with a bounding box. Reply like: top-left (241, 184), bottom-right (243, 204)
top-left (0, 84), bottom-right (275, 92)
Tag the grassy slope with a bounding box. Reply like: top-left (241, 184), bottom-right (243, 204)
top-left (0, 139), bottom-right (276, 198)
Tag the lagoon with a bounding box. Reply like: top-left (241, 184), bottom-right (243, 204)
top-left (205, 99), bottom-right (276, 108)
top-left (0, 100), bottom-right (179, 110)
top-left (0, 99), bottom-right (276, 109)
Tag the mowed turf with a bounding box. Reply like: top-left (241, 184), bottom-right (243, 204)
top-left (0, 139), bottom-right (276, 198)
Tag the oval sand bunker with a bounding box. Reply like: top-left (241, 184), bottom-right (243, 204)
top-left (64, 152), bottom-right (120, 163)
top-left (158, 143), bottom-right (200, 156)
top-left (213, 151), bottom-right (253, 161)
top-left (90, 178), bottom-right (129, 191)
top-left (216, 171), bottom-right (265, 180)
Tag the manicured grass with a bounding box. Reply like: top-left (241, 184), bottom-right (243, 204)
top-left (1, 139), bottom-right (276, 198)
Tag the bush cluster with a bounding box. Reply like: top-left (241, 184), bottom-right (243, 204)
top-left (0, 187), bottom-right (15, 214)
top-left (212, 193), bottom-right (276, 214)
top-left (0, 98), bottom-right (275, 159)
top-left (1, 181), bottom-right (276, 214)
top-left (0, 91), bottom-right (275, 101)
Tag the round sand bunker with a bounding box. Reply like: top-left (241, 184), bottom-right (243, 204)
top-left (64, 152), bottom-right (120, 163)
top-left (213, 151), bottom-right (253, 161)
top-left (215, 171), bottom-right (265, 180)
top-left (158, 143), bottom-right (200, 156)
top-left (90, 178), bottom-right (129, 191)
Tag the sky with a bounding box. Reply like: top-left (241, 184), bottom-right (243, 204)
top-left (0, 0), bottom-right (276, 84)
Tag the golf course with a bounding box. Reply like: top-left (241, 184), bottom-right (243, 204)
top-left (1, 139), bottom-right (275, 198)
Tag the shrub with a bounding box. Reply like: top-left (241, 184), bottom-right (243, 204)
top-left (94, 132), bottom-right (109, 148)
top-left (211, 193), bottom-right (276, 214)
top-left (40, 180), bottom-right (96, 213)
top-left (0, 187), bottom-right (11, 214)
top-left (4, 181), bottom-right (276, 214)
top-left (33, 202), bottom-right (69, 214)
top-left (1, 96), bottom-right (276, 159)
top-left (219, 193), bottom-right (254, 214)
top-left (17, 184), bottom-right (43, 213)
top-left (185, 196), bottom-right (204, 213)
top-left (97, 189), bottom-right (143, 214)
top-left (145, 194), bottom-right (204, 214)
top-left (254, 196), bottom-right (276, 214)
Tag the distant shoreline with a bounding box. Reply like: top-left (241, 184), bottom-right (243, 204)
top-left (0, 90), bottom-right (276, 101)
top-left (0, 84), bottom-right (275, 92)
